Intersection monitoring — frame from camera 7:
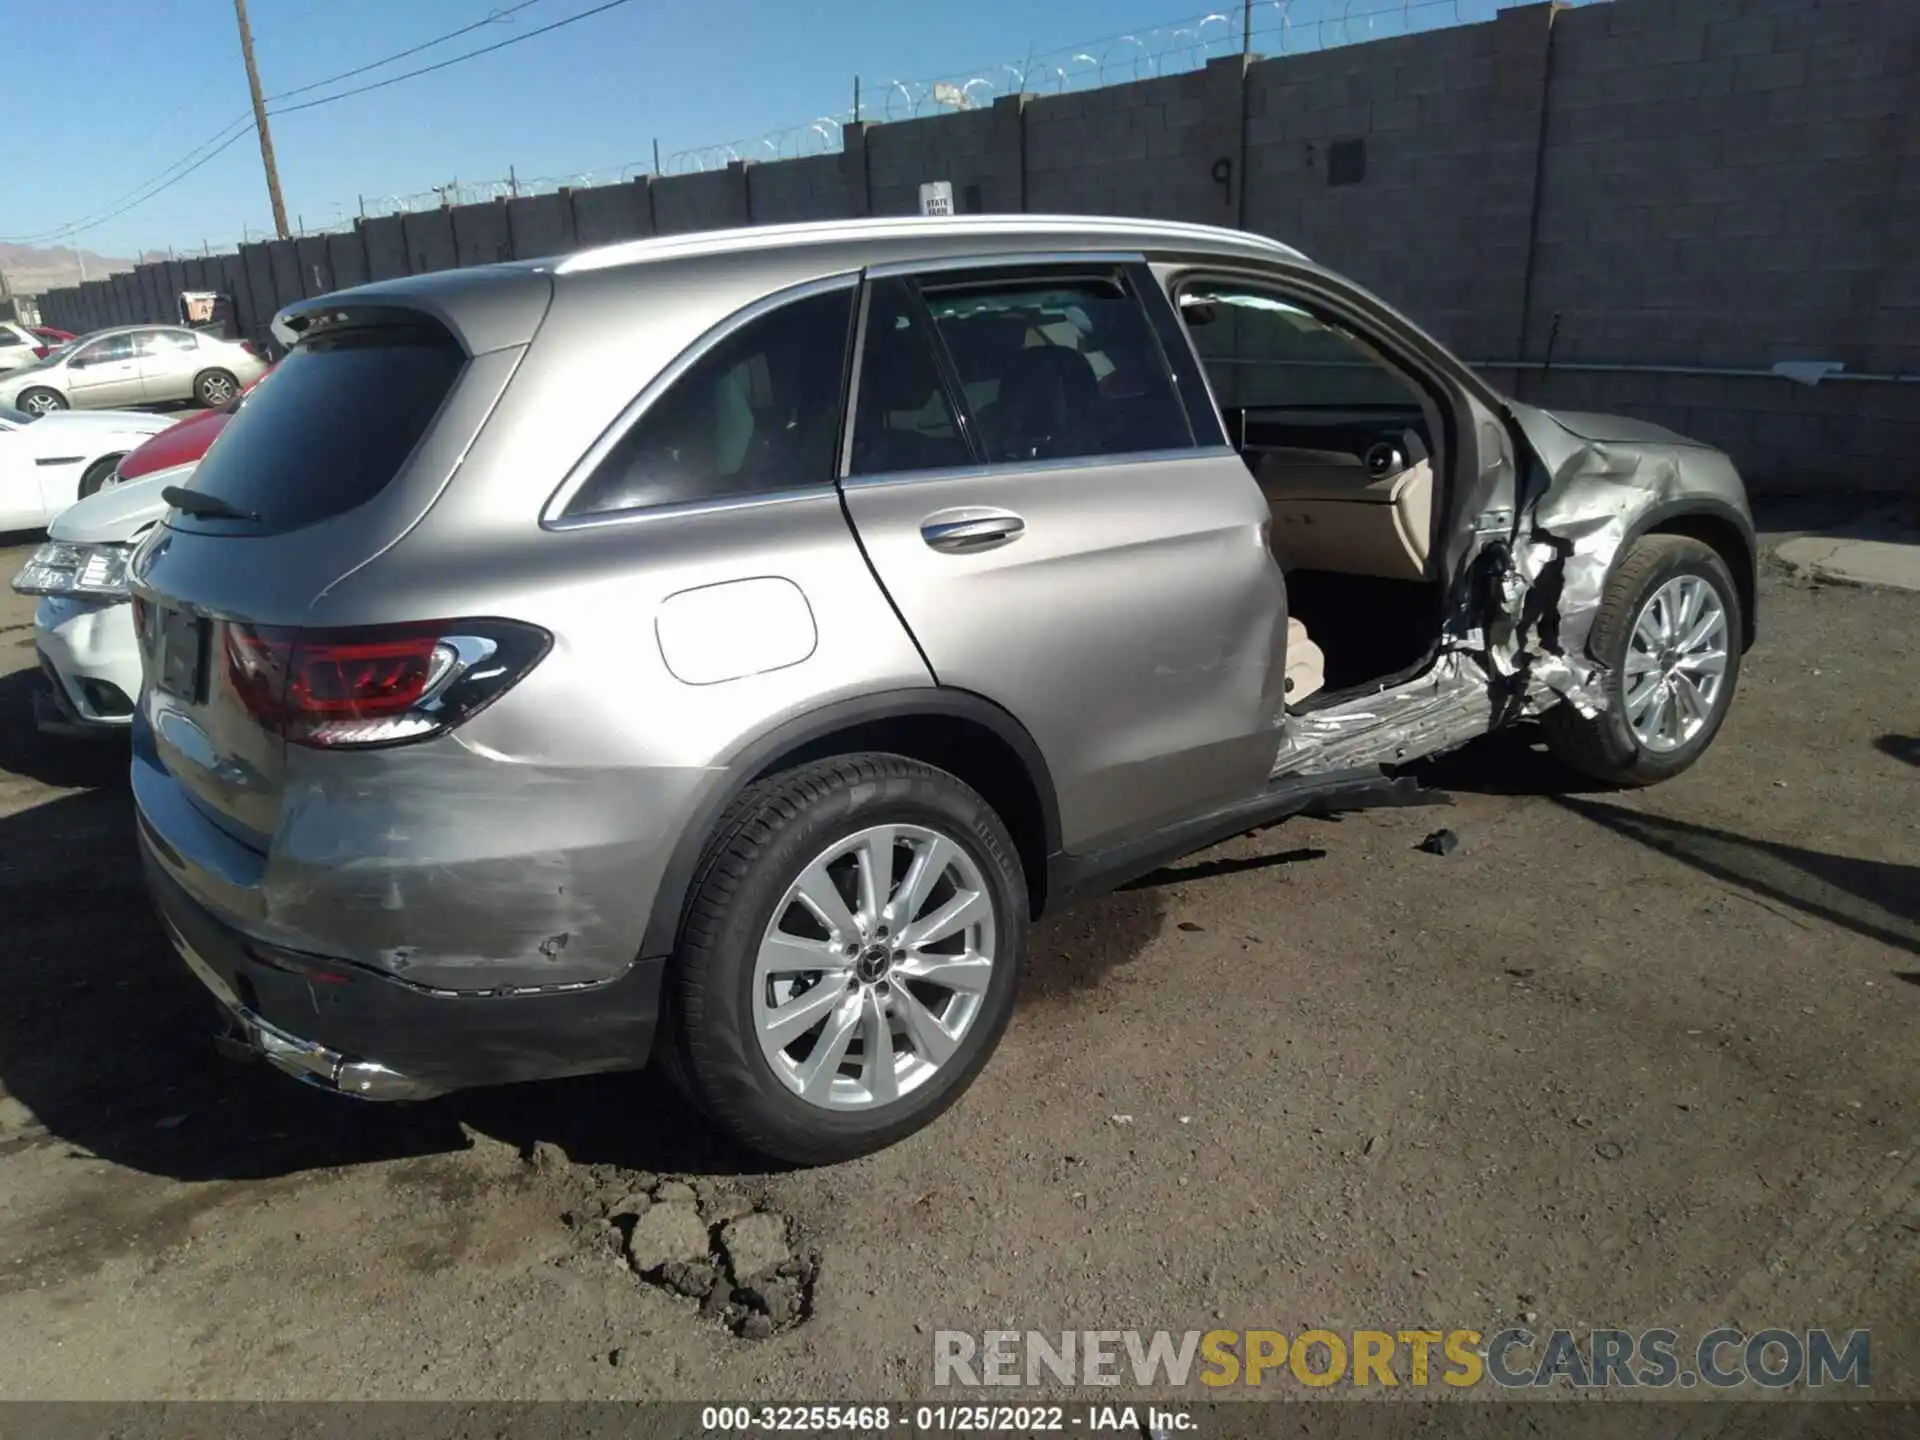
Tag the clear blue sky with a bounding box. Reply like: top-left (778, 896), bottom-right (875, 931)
top-left (2, 0), bottom-right (1241, 258)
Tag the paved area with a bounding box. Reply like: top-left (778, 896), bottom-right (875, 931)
top-left (0, 532), bottom-right (1913, 1403)
top-left (1775, 526), bottom-right (1920, 592)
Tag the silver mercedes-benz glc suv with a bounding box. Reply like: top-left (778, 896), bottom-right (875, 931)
top-left (130, 215), bottom-right (1756, 1163)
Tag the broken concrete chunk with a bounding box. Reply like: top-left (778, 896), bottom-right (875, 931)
top-left (574, 1218), bottom-right (625, 1261)
top-left (1417, 828), bottom-right (1460, 856)
top-left (719, 1211), bottom-right (790, 1282)
top-left (738, 1312), bottom-right (775, 1341)
top-left (741, 1277), bottom-right (803, 1328)
top-left (701, 1191), bottom-right (756, 1225)
top-left (625, 1203), bottom-right (710, 1272)
top-left (602, 1191), bottom-right (652, 1220)
top-left (659, 1259), bottom-right (719, 1298)
top-left (651, 1180), bottom-right (697, 1205)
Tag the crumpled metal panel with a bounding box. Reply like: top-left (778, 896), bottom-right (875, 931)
top-left (1272, 405), bottom-right (1745, 777)
top-left (1274, 649), bottom-right (1553, 776)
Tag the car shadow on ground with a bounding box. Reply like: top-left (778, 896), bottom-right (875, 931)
top-left (0, 668), bottom-right (133, 790)
top-left (1411, 724), bottom-right (1616, 797)
top-left (1549, 793), bottom-right (1919, 958)
top-left (0, 666), bottom-right (1167, 1184)
top-left (1875, 734), bottom-right (1920, 768)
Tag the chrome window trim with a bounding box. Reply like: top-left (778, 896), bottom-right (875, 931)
top-left (543, 483), bottom-right (839, 533)
top-left (838, 444), bottom-right (1241, 492)
top-left (835, 276), bottom-right (874, 481)
top-left (540, 271), bottom-right (861, 529)
top-left (863, 250), bottom-right (1147, 281)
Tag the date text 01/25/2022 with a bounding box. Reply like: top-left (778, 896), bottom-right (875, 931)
top-left (699, 1404), bottom-right (1187, 1433)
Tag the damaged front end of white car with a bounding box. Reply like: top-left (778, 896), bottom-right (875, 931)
top-left (11, 461), bottom-right (192, 736)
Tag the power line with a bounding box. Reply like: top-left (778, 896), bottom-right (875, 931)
top-left (4, 115), bottom-right (258, 246)
top-left (3, 0), bottom-right (587, 246)
top-left (12, 126), bottom-right (261, 255)
top-left (266, 0), bottom-right (552, 102)
top-left (270, 0), bottom-right (643, 116)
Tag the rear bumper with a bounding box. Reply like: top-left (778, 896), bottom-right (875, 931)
top-left (140, 830), bottom-right (667, 1099)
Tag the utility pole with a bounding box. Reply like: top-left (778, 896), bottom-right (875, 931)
top-left (233, 0), bottom-right (290, 239)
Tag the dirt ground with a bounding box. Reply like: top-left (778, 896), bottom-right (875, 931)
top-left (0, 527), bottom-right (1912, 1405)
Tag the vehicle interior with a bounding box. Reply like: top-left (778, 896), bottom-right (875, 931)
top-left (1177, 282), bottom-right (1452, 710)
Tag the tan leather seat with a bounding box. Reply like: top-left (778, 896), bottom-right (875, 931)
top-left (1284, 615), bottom-right (1325, 705)
top-left (1254, 446), bottom-right (1433, 583)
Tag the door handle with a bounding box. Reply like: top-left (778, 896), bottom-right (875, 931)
top-left (920, 510), bottom-right (1026, 553)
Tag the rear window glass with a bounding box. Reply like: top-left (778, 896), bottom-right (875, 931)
top-left (170, 322), bottom-right (463, 534)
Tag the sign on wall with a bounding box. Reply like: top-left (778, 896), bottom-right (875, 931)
top-left (919, 181), bottom-right (955, 217)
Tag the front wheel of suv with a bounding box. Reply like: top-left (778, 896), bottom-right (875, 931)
top-left (1543, 534), bottom-right (1743, 786)
top-left (670, 754), bottom-right (1027, 1165)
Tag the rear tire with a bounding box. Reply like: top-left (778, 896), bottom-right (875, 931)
top-left (17, 386), bottom-right (66, 417)
top-left (670, 753), bottom-right (1026, 1165)
top-left (1543, 535), bottom-right (1742, 786)
top-left (77, 455), bottom-right (122, 499)
top-left (193, 369), bottom-right (238, 408)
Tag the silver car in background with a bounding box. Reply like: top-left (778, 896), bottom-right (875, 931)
top-left (129, 215), bottom-right (1757, 1165)
top-left (0, 325), bottom-right (267, 416)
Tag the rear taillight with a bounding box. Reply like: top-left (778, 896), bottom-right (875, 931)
top-left (223, 618), bottom-right (550, 749)
top-left (31, 345), bottom-right (47, 359)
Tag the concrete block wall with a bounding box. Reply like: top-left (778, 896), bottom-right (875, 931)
top-left (294, 236), bottom-right (334, 298)
top-left (506, 191), bottom-right (577, 259)
top-left (653, 166), bottom-right (749, 235)
top-left (1239, 10), bottom-right (1557, 364)
top-left (31, 0), bottom-right (1916, 494)
top-left (362, 215), bottom-right (409, 280)
top-left (747, 153), bottom-right (853, 224)
top-left (1514, 0), bottom-right (1920, 483)
top-left (401, 209), bottom-right (457, 273)
top-left (451, 201), bottom-right (514, 267)
top-left (328, 230), bottom-right (371, 288)
top-left (869, 105), bottom-right (1005, 215)
top-left (267, 239), bottom-right (302, 309)
top-left (240, 244), bottom-right (276, 329)
top-left (570, 180), bottom-right (651, 245)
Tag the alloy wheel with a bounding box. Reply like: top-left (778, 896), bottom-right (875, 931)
top-left (1624, 575), bottom-right (1729, 754)
top-left (752, 823), bottom-right (997, 1111)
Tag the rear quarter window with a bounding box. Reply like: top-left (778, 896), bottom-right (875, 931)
top-left (168, 321), bottom-right (464, 535)
top-left (560, 286), bottom-right (854, 520)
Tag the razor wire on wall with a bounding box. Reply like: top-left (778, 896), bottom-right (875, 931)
top-left (309, 0), bottom-right (1599, 223)
top-left (660, 0), bottom-right (1570, 173)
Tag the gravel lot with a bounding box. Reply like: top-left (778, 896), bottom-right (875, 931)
top-left (0, 527), bottom-right (1912, 1403)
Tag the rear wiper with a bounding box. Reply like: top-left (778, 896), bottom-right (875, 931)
top-left (162, 485), bottom-right (260, 522)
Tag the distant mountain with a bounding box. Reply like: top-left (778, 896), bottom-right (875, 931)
top-left (0, 241), bottom-right (137, 297)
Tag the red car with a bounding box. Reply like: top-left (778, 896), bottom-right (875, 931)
top-left (115, 363), bottom-right (274, 483)
top-left (32, 326), bottom-right (75, 346)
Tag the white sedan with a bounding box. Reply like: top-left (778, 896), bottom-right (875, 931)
top-left (0, 404), bottom-right (176, 531)
top-left (11, 460), bottom-right (184, 734)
